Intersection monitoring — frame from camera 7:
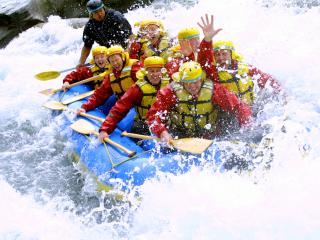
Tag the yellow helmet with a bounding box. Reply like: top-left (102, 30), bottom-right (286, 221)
top-left (135, 19), bottom-right (165, 36)
top-left (212, 40), bottom-right (243, 61)
top-left (178, 28), bottom-right (200, 41)
top-left (106, 45), bottom-right (125, 58)
top-left (92, 46), bottom-right (108, 57)
top-left (135, 19), bottom-right (164, 29)
top-left (144, 56), bottom-right (165, 68)
top-left (212, 40), bottom-right (235, 52)
top-left (172, 61), bottom-right (204, 83)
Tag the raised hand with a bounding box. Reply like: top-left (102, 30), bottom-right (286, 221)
top-left (197, 14), bottom-right (222, 42)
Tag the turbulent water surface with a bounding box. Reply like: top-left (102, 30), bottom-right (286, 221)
top-left (0, 0), bottom-right (320, 239)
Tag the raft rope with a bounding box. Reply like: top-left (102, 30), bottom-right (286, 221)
top-left (84, 134), bottom-right (154, 171)
top-left (58, 91), bottom-right (67, 102)
top-left (109, 149), bottom-right (153, 170)
top-left (102, 141), bottom-right (116, 168)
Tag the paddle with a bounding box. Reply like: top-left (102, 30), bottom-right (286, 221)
top-left (61, 90), bottom-right (95, 105)
top-left (35, 63), bottom-right (91, 81)
top-left (71, 119), bottom-right (136, 157)
top-left (121, 131), bottom-right (213, 155)
top-left (39, 73), bottom-right (106, 96)
top-left (42, 101), bottom-right (105, 122)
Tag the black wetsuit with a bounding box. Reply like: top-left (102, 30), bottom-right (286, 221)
top-left (83, 9), bottom-right (132, 48)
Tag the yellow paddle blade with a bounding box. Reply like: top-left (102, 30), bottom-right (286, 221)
top-left (171, 138), bottom-right (213, 154)
top-left (42, 101), bottom-right (66, 111)
top-left (70, 119), bottom-right (96, 135)
top-left (62, 90), bottom-right (94, 105)
top-left (34, 71), bottom-right (60, 81)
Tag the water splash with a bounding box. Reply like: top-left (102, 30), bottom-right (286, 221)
top-left (0, 0), bottom-right (320, 239)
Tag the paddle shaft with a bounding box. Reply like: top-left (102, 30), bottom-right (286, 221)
top-left (121, 131), bottom-right (213, 154)
top-left (92, 132), bottom-right (136, 157)
top-left (59, 63), bottom-right (91, 74)
top-left (62, 90), bottom-right (94, 105)
top-left (52, 75), bottom-right (102, 95)
top-left (43, 101), bottom-right (104, 122)
top-left (66, 74), bottom-right (103, 88)
top-left (79, 112), bottom-right (104, 122)
top-left (104, 138), bottom-right (136, 157)
top-left (121, 131), bottom-right (159, 140)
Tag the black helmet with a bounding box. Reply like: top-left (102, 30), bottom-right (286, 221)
top-left (87, 0), bottom-right (104, 13)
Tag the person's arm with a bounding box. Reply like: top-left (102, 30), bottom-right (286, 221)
top-left (63, 66), bottom-right (93, 84)
top-left (198, 39), bottom-right (219, 82)
top-left (78, 45), bottom-right (91, 68)
top-left (99, 85), bottom-right (143, 134)
top-left (79, 22), bottom-right (94, 67)
top-left (131, 61), bottom-right (144, 82)
top-left (81, 74), bottom-right (113, 111)
top-left (213, 83), bottom-right (252, 126)
top-left (128, 40), bottom-right (142, 59)
top-left (249, 66), bottom-right (282, 93)
top-left (197, 14), bottom-right (221, 82)
top-left (146, 85), bottom-right (177, 137)
top-left (165, 58), bottom-right (182, 79)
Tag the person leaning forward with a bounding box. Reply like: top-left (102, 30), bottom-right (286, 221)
top-left (76, 45), bottom-right (142, 115)
top-left (98, 56), bottom-right (170, 142)
top-left (62, 46), bottom-right (110, 91)
top-left (146, 61), bottom-right (252, 143)
top-left (77, 0), bottom-right (132, 68)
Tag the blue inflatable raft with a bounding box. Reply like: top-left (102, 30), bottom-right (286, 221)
top-left (49, 84), bottom-right (222, 194)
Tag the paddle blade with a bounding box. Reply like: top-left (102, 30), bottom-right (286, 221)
top-left (42, 101), bottom-right (66, 111)
top-left (39, 88), bottom-right (56, 96)
top-left (35, 71), bottom-right (60, 81)
top-left (70, 119), bottom-right (96, 135)
top-left (171, 138), bottom-right (213, 155)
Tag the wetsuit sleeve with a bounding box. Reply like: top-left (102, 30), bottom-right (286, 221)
top-left (146, 85), bottom-right (177, 137)
top-left (131, 61), bottom-right (144, 82)
top-left (81, 74), bottom-right (113, 111)
top-left (129, 40), bottom-right (142, 59)
top-left (165, 58), bottom-right (182, 79)
top-left (99, 85), bottom-right (143, 134)
top-left (249, 65), bottom-right (282, 93)
top-left (198, 39), bottom-right (219, 82)
top-left (83, 22), bottom-right (95, 48)
top-left (213, 83), bottom-right (252, 126)
top-left (63, 66), bottom-right (93, 84)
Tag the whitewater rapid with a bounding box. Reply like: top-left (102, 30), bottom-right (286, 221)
top-left (1, 0), bottom-right (320, 239)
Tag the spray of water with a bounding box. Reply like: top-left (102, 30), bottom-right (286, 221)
top-left (0, 0), bottom-right (320, 239)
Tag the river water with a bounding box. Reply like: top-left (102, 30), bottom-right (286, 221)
top-left (0, 0), bottom-right (320, 239)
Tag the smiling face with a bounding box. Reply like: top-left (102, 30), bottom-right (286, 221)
top-left (143, 24), bottom-right (161, 43)
top-left (108, 54), bottom-right (123, 71)
top-left (91, 8), bottom-right (105, 21)
top-left (94, 53), bottom-right (107, 68)
top-left (214, 49), bottom-right (232, 69)
top-left (182, 80), bottom-right (202, 97)
top-left (146, 67), bottom-right (162, 85)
